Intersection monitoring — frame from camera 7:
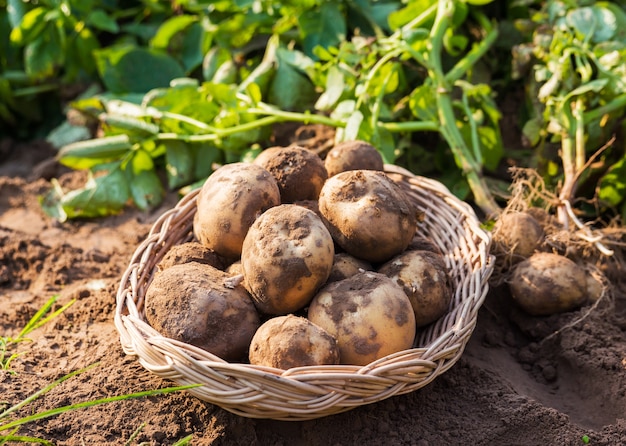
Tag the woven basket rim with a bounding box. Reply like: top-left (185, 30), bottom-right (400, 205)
top-left (114, 165), bottom-right (494, 420)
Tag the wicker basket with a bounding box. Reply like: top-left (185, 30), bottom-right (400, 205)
top-left (114, 164), bottom-right (494, 421)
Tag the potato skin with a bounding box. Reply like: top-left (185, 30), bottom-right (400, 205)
top-left (193, 162), bottom-right (280, 259)
top-left (158, 241), bottom-right (225, 272)
top-left (248, 315), bottom-right (340, 369)
top-left (327, 253), bottom-right (372, 283)
top-left (308, 271), bottom-right (416, 366)
top-left (254, 146), bottom-right (328, 203)
top-left (493, 211), bottom-right (544, 259)
top-left (509, 252), bottom-right (587, 316)
top-left (318, 170), bottom-right (418, 263)
top-left (241, 204), bottom-right (335, 315)
top-left (378, 250), bottom-right (452, 327)
top-left (324, 140), bottom-right (384, 177)
top-left (144, 262), bottom-right (260, 361)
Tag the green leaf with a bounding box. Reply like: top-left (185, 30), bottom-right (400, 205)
top-left (468, 125), bottom-right (503, 171)
top-left (344, 110), bottom-right (364, 141)
top-left (299, 2), bottom-right (346, 58)
top-left (190, 143), bottom-right (223, 180)
top-left (7, 0), bottom-right (27, 29)
top-left (315, 65), bottom-right (345, 111)
top-left (151, 15), bottom-right (198, 49)
top-left (388, 0), bottom-right (435, 30)
top-left (87, 10), bottom-right (120, 33)
top-left (409, 84), bottom-right (438, 121)
top-left (50, 164), bottom-right (131, 220)
top-left (598, 156), bottom-right (626, 208)
top-left (567, 6), bottom-right (616, 43)
top-left (72, 27), bottom-right (99, 76)
top-left (94, 46), bottom-right (186, 94)
top-left (181, 22), bottom-right (206, 73)
top-left (126, 150), bottom-right (164, 210)
top-left (268, 54), bottom-right (316, 110)
top-left (24, 24), bottom-right (64, 78)
top-left (9, 7), bottom-right (47, 45)
top-left (522, 118), bottom-right (543, 147)
top-left (164, 140), bottom-right (194, 189)
top-left (58, 135), bottom-right (132, 169)
top-left (563, 78), bottom-right (608, 102)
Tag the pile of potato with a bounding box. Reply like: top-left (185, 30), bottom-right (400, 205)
top-left (144, 141), bottom-right (453, 368)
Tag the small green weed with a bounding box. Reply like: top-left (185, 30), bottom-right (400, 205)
top-left (1, 295), bottom-right (74, 372)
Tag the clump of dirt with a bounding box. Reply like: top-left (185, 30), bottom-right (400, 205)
top-left (1, 140), bottom-right (625, 445)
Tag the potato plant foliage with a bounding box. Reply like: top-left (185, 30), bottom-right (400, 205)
top-left (1, 0), bottom-right (625, 224)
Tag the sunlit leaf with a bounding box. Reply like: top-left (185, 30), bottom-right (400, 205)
top-left (54, 164), bottom-right (131, 220)
top-left (94, 46), bottom-right (185, 93)
top-left (126, 150), bottom-right (164, 210)
top-left (409, 84), bottom-right (438, 121)
top-left (598, 156), bottom-right (626, 207)
top-left (164, 140), bottom-right (194, 189)
top-left (315, 65), bottom-right (344, 111)
top-left (24, 24), bottom-right (64, 78)
top-left (9, 7), bottom-right (46, 45)
top-left (151, 15), bottom-right (198, 49)
top-left (299, 2), bottom-right (346, 58)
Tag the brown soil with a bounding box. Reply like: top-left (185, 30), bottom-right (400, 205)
top-left (1, 139), bottom-right (626, 445)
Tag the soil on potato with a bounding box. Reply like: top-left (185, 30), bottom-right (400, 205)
top-left (1, 138), bottom-right (626, 445)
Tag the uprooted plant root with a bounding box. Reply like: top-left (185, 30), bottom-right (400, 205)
top-left (490, 167), bottom-right (626, 308)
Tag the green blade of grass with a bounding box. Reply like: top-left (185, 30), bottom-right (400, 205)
top-left (0, 383), bottom-right (200, 432)
top-left (0, 433), bottom-right (53, 445)
top-left (1, 363), bottom-right (101, 420)
top-left (15, 295), bottom-right (75, 341)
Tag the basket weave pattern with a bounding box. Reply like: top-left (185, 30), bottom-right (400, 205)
top-left (114, 165), bottom-right (494, 420)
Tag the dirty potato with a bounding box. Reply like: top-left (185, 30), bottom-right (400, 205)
top-left (509, 252), bottom-right (588, 316)
top-left (324, 140), bottom-right (384, 177)
top-left (327, 253), bottom-right (372, 283)
top-left (254, 145), bottom-right (328, 203)
top-left (378, 250), bottom-right (452, 327)
top-left (241, 204), bottom-right (335, 315)
top-left (144, 262), bottom-right (260, 361)
top-left (248, 315), bottom-right (340, 369)
top-left (193, 162), bottom-right (280, 259)
top-left (318, 170), bottom-right (418, 263)
top-left (493, 211), bottom-right (545, 260)
top-left (157, 241), bottom-right (225, 272)
top-left (308, 271), bottom-right (416, 366)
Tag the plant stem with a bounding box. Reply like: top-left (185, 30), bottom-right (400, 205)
top-left (378, 120), bottom-right (439, 132)
top-left (557, 100), bottom-right (578, 229)
top-left (445, 12), bottom-right (498, 84)
top-left (427, 0), bottom-right (500, 217)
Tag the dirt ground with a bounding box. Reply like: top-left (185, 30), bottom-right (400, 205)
top-left (1, 138), bottom-right (625, 446)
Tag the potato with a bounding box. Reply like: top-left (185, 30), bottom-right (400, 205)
top-left (157, 241), bottom-right (225, 272)
top-left (318, 170), bottom-right (418, 263)
top-left (144, 262), bottom-right (260, 361)
top-left (378, 250), bottom-right (452, 327)
top-left (308, 271), bottom-right (416, 366)
top-left (324, 140), bottom-right (384, 177)
top-left (248, 315), bottom-right (340, 369)
top-left (254, 145), bottom-right (328, 203)
top-left (509, 252), bottom-right (587, 316)
top-left (327, 253), bottom-right (372, 283)
top-left (193, 162), bottom-right (280, 259)
top-left (241, 204), bottom-right (335, 315)
top-left (493, 211), bottom-right (544, 259)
